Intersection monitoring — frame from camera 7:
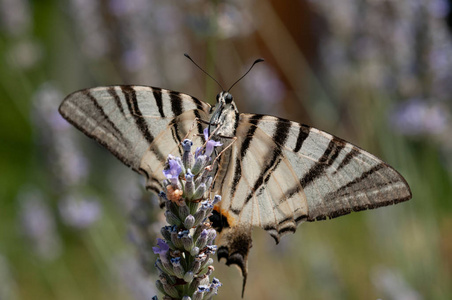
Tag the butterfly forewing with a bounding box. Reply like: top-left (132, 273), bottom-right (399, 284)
top-left (59, 85), bottom-right (211, 193)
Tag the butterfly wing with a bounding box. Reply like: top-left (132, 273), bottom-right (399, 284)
top-left (59, 85), bottom-right (211, 193)
top-left (212, 113), bottom-right (412, 282)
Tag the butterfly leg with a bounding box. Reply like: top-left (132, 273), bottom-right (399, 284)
top-left (210, 137), bottom-right (238, 191)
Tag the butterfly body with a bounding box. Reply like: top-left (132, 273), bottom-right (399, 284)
top-left (59, 84), bottom-right (412, 285)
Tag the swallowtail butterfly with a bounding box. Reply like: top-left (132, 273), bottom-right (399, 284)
top-left (59, 60), bottom-right (412, 286)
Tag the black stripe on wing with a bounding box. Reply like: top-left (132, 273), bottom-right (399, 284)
top-left (107, 87), bottom-right (126, 118)
top-left (229, 114), bottom-right (264, 200)
top-left (152, 87), bottom-right (165, 118)
top-left (244, 117), bottom-right (291, 204)
top-left (121, 85), bottom-right (166, 163)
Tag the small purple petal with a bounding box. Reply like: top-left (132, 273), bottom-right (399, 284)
top-left (163, 158), bottom-right (182, 184)
top-left (152, 238), bottom-right (169, 255)
top-left (203, 127), bottom-right (209, 141)
top-left (205, 139), bottom-right (223, 157)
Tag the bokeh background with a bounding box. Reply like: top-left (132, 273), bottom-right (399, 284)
top-left (1, 0), bottom-right (452, 299)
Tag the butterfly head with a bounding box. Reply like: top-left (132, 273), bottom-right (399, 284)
top-left (217, 91), bottom-right (234, 105)
top-left (209, 91), bottom-right (239, 137)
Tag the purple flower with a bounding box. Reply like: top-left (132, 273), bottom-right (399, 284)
top-left (203, 128), bottom-right (222, 157)
top-left (197, 285), bottom-right (210, 293)
top-left (182, 139), bottom-right (193, 152)
top-left (390, 98), bottom-right (448, 136)
top-left (163, 156), bottom-right (182, 185)
top-left (205, 245), bottom-right (217, 255)
top-left (152, 238), bottom-right (169, 256)
top-left (58, 195), bottom-right (101, 229)
top-left (211, 277), bottom-right (222, 288)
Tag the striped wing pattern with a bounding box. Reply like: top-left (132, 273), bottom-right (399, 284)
top-left (59, 85), bottom-right (211, 193)
top-left (215, 114), bottom-right (412, 243)
top-left (59, 86), bottom-right (412, 289)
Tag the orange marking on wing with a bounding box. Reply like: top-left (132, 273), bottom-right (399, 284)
top-left (214, 205), bottom-right (238, 227)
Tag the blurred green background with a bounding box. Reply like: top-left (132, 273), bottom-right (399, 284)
top-left (1, 1), bottom-right (451, 299)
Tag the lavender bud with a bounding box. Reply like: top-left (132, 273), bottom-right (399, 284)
top-left (193, 210), bottom-right (206, 227)
top-left (156, 280), bottom-right (166, 295)
top-left (171, 231), bottom-right (183, 249)
top-left (178, 202), bottom-right (190, 220)
top-left (184, 170), bottom-right (194, 198)
top-left (184, 271), bottom-right (194, 283)
top-left (182, 139), bottom-right (194, 169)
top-left (155, 259), bottom-right (165, 273)
top-left (195, 167), bottom-right (211, 186)
top-left (191, 155), bottom-right (207, 175)
top-left (192, 183), bottom-right (206, 200)
top-left (205, 266), bottom-right (214, 277)
top-left (193, 223), bottom-right (210, 241)
top-left (192, 255), bottom-right (203, 274)
top-left (161, 226), bottom-right (172, 241)
top-left (182, 234), bottom-right (194, 251)
top-left (190, 246), bottom-right (200, 256)
top-left (162, 281), bottom-right (180, 298)
top-left (212, 195), bottom-right (221, 205)
top-left (167, 199), bottom-right (181, 218)
top-left (182, 297), bottom-right (192, 300)
top-left (192, 291), bottom-right (204, 300)
top-left (196, 229), bottom-right (208, 249)
top-left (207, 229), bottom-right (217, 244)
top-left (171, 257), bottom-right (184, 278)
top-left (159, 258), bottom-right (175, 276)
top-left (205, 245), bottom-right (217, 255)
top-left (165, 210), bottom-right (181, 226)
top-left (208, 277), bottom-right (222, 296)
top-left (200, 258), bottom-right (214, 271)
top-left (159, 270), bottom-right (177, 285)
top-left (184, 214), bottom-right (195, 229)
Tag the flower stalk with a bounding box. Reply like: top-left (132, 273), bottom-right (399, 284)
top-left (152, 130), bottom-right (223, 300)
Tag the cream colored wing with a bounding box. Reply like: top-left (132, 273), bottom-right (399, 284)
top-left (59, 85), bottom-right (211, 193)
top-left (211, 113), bottom-right (412, 282)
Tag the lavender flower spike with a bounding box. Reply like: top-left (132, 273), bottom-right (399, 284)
top-left (153, 137), bottom-right (222, 299)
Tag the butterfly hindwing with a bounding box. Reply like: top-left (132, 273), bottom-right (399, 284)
top-left (211, 114), bottom-right (412, 279)
top-left (215, 114), bottom-right (411, 232)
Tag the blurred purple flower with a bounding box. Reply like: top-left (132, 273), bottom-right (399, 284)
top-left (243, 64), bottom-right (286, 114)
top-left (32, 83), bottom-right (89, 186)
top-left (0, 0), bottom-right (31, 36)
top-left (390, 98), bottom-right (449, 136)
top-left (68, 0), bottom-right (109, 59)
top-left (113, 254), bottom-right (157, 300)
top-left (18, 188), bottom-right (62, 261)
top-left (58, 195), bottom-right (102, 229)
top-left (429, 0), bottom-right (450, 18)
top-left (371, 266), bottom-right (422, 300)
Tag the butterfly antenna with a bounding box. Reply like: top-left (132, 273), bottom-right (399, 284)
top-left (184, 53), bottom-right (224, 91)
top-left (227, 58), bottom-right (264, 92)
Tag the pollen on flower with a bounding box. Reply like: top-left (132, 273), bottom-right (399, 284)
top-left (166, 184), bottom-right (184, 204)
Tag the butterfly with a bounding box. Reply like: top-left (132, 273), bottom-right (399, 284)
top-left (59, 69), bottom-right (412, 288)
